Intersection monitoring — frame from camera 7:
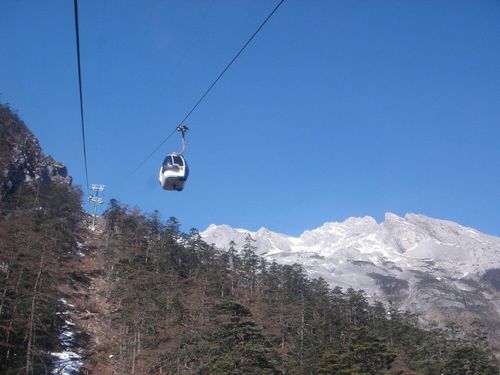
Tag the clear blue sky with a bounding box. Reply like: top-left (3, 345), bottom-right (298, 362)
top-left (1, 0), bottom-right (499, 236)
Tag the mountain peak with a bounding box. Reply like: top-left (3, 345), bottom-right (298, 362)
top-left (342, 215), bottom-right (378, 226)
top-left (200, 214), bottom-right (500, 346)
top-left (384, 212), bottom-right (403, 222)
top-left (201, 213), bottom-right (500, 276)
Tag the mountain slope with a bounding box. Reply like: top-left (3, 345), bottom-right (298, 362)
top-left (0, 104), bottom-right (85, 374)
top-left (201, 213), bottom-right (500, 347)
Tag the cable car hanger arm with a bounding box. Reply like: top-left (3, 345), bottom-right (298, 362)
top-left (176, 125), bottom-right (189, 155)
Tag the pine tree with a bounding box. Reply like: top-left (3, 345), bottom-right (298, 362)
top-left (241, 234), bottom-right (259, 298)
top-left (441, 345), bottom-right (498, 375)
top-left (318, 327), bottom-right (396, 375)
top-left (201, 298), bottom-right (280, 374)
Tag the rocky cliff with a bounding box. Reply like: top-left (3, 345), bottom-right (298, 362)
top-left (0, 104), bottom-right (71, 201)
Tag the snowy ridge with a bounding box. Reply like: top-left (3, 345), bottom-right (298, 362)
top-left (202, 213), bottom-right (500, 327)
top-left (203, 213), bottom-right (500, 276)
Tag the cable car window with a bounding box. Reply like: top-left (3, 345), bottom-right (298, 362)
top-left (163, 156), bottom-right (173, 166)
top-left (173, 156), bottom-right (184, 166)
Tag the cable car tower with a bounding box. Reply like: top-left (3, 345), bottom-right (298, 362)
top-left (89, 184), bottom-right (105, 231)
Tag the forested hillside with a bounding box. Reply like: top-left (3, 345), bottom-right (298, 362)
top-left (1, 104), bottom-right (499, 374)
top-left (0, 104), bottom-right (85, 373)
top-left (87, 202), bottom-right (498, 374)
top-left (0, 176), bottom-right (83, 374)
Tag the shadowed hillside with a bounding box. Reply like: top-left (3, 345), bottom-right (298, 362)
top-left (0, 104), bottom-right (85, 374)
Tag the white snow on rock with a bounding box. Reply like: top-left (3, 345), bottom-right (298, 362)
top-left (201, 213), bottom-right (500, 323)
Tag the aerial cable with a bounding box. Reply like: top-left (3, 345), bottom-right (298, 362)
top-left (73, 0), bottom-right (90, 194)
top-left (128, 0), bottom-right (286, 176)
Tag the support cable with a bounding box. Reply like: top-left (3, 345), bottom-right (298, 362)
top-left (128, 0), bottom-right (286, 176)
top-left (73, 0), bottom-right (90, 193)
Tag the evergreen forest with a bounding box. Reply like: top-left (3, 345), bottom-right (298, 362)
top-left (1, 189), bottom-right (499, 373)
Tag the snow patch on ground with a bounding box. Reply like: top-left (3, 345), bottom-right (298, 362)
top-left (76, 242), bottom-right (86, 257)
top-left (59, 298), bottom-right (75, 308)
top-left (0, 261), bottom-right (8, 273)
top-left (51, 299), bottom-right (83, 374)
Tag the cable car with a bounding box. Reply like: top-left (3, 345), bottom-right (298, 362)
top-left (159, 153), bottom-right (189, 191)
top-left (159, 125), bottom-right (189, 191)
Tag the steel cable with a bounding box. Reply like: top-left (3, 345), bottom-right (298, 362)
top-left (73, 0), bottom-right (90, 194)
top-left (128, 0), bottom-right (286, 177)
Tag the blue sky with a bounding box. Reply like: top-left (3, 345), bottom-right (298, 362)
top-left (1, 0), bottom-right (499, 236)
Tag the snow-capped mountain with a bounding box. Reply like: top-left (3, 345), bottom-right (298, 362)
top-left (202, 213), bottom-right (500, 341)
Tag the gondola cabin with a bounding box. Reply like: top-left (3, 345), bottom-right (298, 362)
top-left (159, 154), bottom-right (189, 191)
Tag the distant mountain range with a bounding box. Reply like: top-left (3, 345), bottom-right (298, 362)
top-left (202, 213), bottom-right (500, 345)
